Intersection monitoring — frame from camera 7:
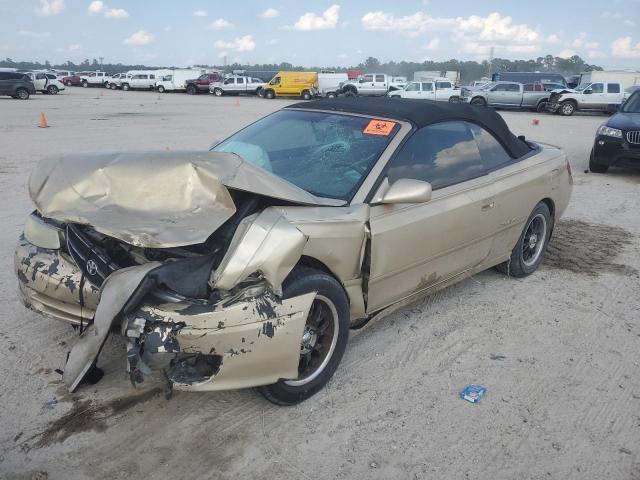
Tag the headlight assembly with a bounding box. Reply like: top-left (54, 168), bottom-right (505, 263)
top-left (24, 214), bottom-right (62, 249)
top-left (597, 125), bottom-right (622, 138)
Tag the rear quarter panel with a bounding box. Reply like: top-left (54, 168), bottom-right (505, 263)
top-left (489, 144), bottom-right (571, 262)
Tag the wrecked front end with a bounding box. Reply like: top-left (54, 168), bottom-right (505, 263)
top-left (15, 151), bottom-right (335, 393)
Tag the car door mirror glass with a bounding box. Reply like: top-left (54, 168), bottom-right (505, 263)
top-left (376, 179), bottom-right (432, 205)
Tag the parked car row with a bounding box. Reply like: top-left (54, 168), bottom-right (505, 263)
top-left (460, 79), bottom-right (636, 116)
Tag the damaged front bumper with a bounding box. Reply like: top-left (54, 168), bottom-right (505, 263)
top-left (15, 237), bottom-right (315, 392)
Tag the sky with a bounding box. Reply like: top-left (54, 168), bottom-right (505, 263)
top-left (0, 0), bottom-right (639, 69)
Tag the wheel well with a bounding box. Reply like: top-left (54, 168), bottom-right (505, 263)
top-left (471, 96), bottom-right (485, 103)
top-left (562, 98), bottom-right (577, 105)
top-left (540, 198), bottom-right (556, 239)
top-left (297, 256), bottom-right (337, 279)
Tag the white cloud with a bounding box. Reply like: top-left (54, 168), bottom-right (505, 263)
top-left (338, 52), bottom-right (347, 59)
top-left (214, 34), bottom-right (255, 52)
top-left (623, 19), bottom-right (636, 27)
top-left (87, 0), bottom-right (104, 14)
top-left (35, 0), bottom-right (64, 16)
top-left (362, 11), bottom-right (538, 46)
top-left (267, 39), bottom-right (279, 45)
top-left (587, 50), bottom-right (606, 59)
top-left (105, 8), bottom-right (128, 18)
top-left (355, 49), bottom-right (363, 54)
top-left (18, 29), bottom-right (51, 39)
top-left (611, 36), bottom-right (640, 58)
top-left (361, 11), bottom-right (453, 37)
top-left (545, 34), bottom-right (561, 44)
top-left (123, 30), bottom-right (154, 46)
top-left (293, 4), bottom-right (340, 31)
top-left (68, 43), bottom-right (80, 51)
top-left (193, 10), bottom-right (207, 17)
top-left (557, 49), bottom-right (575, 58)
top-left (164, 25), bottom-right (172, 32)
top-left (259, 8), bottom-right (279, 18)
top-left (601, 11), bottom-right (623, 20)
top-left (210, 18), bottom-right (232, 29)
top-left (424, 37), bottom-right (440, 50)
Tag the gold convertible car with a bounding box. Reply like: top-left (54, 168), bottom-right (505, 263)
top-left (15, 98), bottom-right (572, 405)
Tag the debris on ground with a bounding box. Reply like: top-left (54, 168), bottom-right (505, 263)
top-left (460, 385), bottom-right (487, 404)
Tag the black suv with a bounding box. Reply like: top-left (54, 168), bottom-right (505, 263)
top-left (0, 72), bottom-right (37, 99)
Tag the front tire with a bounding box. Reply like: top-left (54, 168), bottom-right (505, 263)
top-left (157, 85), bottom-right (165, 93)
top-left (559, 101), bottom-right (575, 116)
top-left (589, 147), bottom-right (609, 173)
top-left (301, 89), bottom-right (312, 100)
top-left (264, 89), bottom-right (275, 99)
top-left (496, 202), bottom-right (552, 278)
top-left (122, 83), bottom-right (130, 91)
top-left (470, 97), bottom-right (486, 106)
top-left (64, 80), bottom-right (71, 86)
top-left (213, 87), bottom-right (223, 97)
top-left (259, 266), bottom-right (350, 406)
top-left (186, 84), bottom-right (197, 95)
top-left (81, 80), bottom-right (88, 88)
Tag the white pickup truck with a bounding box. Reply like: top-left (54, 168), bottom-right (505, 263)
top-left (547, 82), bottom-right (627, 116)
top-left (80, 71), bottom-right (111, 88)
top-left (338, 73), bottom-right (406, 96)
top-left (388, 78), bottom-right (460, 102)
top-left (120, 73), bottom-right (157, 91)
top-left (209, 75), bottom-right (264, 96)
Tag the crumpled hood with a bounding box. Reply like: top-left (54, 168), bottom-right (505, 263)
top-left (29, 150), bottom-right (342, 248)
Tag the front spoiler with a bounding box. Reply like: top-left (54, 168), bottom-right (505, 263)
top-left (15, 238), bottom-right (315, 392)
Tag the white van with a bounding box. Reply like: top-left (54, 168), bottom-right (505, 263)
top-left (317, 72), bottom-right (348, 97)
top-left (155, 69), bottom-right (205, 93)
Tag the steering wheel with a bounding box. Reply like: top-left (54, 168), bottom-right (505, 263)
top-left (311, 141), bottom-right (350, 163)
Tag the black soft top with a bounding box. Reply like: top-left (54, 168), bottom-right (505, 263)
top-left (287, 97), bottom-right (532, 158)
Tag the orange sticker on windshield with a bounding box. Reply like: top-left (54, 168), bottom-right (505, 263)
top-left (363, 119), bottom-right (396, 136)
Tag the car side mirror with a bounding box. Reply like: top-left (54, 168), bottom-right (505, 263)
top-left (584, 89), bottom-right (592, 94)
top-left (376, 179), bottom-right (432, 205)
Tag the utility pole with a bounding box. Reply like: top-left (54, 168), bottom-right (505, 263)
top-left (99, 56), bottom-right (104, 71)
top-left (488, 47), bottom-right (494, 78)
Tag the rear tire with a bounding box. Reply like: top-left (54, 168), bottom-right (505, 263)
top-left (496, 202), bottom-right (552, 278)
top-left (15, 88), bottom-right (30, 100)
top-left (301, 89), bottom-right (312, 100)
top-left (259, 266), bottom-right (350, 406)
top-left (81, 80), bottom-right (88, 88)
top-left (536, 101), bottom-right (548, 113)
top-left (47, 85), bottom-right (59, 95)
top-left (64, 80), bottom-right (71, 86)
top-left (589, 147), bottom-right (609, 173)
top-left (448, 96), bottom-right (459, 103)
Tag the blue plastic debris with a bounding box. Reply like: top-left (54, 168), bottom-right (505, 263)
top-left (460, 384), bottom-right (487, 404)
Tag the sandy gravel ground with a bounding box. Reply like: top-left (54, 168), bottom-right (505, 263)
top-left (0, 88), bottom-right (639, 480)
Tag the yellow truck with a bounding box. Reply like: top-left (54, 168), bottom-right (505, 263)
top-left (260, 71), bottom-right (318, 100)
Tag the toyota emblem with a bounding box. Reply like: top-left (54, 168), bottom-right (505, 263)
top-left (86, 259), bottom-right (98, 276)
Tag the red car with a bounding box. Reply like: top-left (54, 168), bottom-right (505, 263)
top-left (62, 75), bottom-right (81, 87)
top-left (185, 72), bottom-right (222, 95)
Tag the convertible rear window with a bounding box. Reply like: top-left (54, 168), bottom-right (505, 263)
top-left (212, 110), bottom-right (399, 200)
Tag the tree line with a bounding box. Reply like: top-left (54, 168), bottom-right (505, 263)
top-left (1, 54), bottom-right (602, 83)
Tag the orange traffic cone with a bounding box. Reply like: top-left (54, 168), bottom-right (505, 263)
top-left (39, 112), bottom-right (48, 128)
top-left (235, 98), bottom-right (240, 107)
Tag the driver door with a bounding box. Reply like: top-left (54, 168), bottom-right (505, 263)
top-left (367, 121), bottom-right (497, 312)
top-left (402, 82), bottom-right (422, 99)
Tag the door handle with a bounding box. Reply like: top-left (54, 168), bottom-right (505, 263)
top-left (481, 202), bottom-right (495, 211)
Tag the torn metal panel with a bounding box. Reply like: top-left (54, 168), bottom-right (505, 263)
top-left (29, 151), bottom-right (343, 248)
top-left (278, 204), bottom-right (370, 282)
top-left (63, 262), bottom-right (161, 391)
top-left (212, 208), bottom-right (308, 294)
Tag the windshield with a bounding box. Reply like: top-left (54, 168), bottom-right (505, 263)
top-left (212, 110), bottom-right (399, 200)
top-left (622, 91), bottom-right (640, 113)
top-left (575, 83), bottom-right (591, 92)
